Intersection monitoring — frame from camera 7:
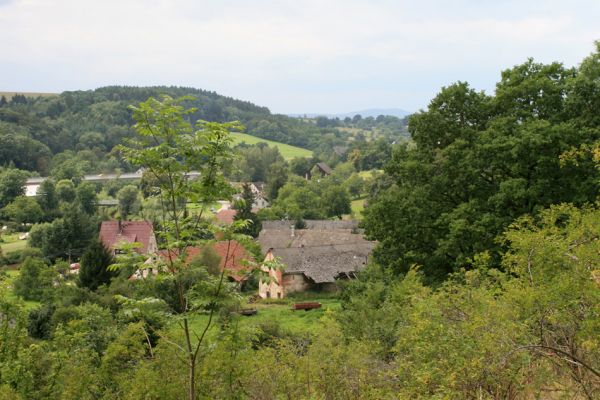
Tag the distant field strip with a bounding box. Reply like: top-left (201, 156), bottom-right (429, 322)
top-left (230, 132), bottom-right (312, 159)
top-left (0, 91), bottom-right (58, 98)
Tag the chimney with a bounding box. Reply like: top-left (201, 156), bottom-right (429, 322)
top-left (290, 225), bottom-right (295, 237)
top-left (118, 219), bottom-right (122, 233)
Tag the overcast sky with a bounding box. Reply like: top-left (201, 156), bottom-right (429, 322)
top-left (1, 0), bottom-right (599, 114)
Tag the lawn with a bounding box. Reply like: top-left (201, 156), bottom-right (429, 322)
top-left (187, 201), bottom-right (222, 216)
top-left (358, 169), bottom-right (383, 180)
top-left (351, 198), bottom-right (366, 217)
top-left (230, 132), bottom-right (312, 160)
top-left (0, 233), bottom-right (27, 253)
top-left (0, 268), bottom-right (40, 310)
top-left (177, 294), bottom-right (340, 344)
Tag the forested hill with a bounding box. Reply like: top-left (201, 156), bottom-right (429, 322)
top-left (0, 86), bottom-right (409, 176)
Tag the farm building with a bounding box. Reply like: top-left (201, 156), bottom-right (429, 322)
top-left (257, 221), bottom-right (375, 298)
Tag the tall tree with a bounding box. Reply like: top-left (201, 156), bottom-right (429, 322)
top-left (363, 54), bottom-right (599, 282)
top-left (78, 240), bottom-right (115, 291)
top-left (233, 183), bottom-right (262, 238)
top-left (36, 179), bottom-right (58, 216)
top-left (76, 182), bottom-right (97, 215)
top-left (116, 184), bottom-right (140, 219)
top-left (3, 196), bottom-right (43, 224)
top-left (0, 168), bottom-right (27, 208)
top-left (117, 95), bottom-right (245, 400)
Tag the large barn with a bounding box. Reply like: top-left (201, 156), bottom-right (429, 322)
top-left (257, 221), bottom-right (375, 298)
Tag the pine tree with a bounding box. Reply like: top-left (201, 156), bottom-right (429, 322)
top-left (233, 183), bottom-right (262, 237)
top-left (78, 240), bottom-right (115, 291)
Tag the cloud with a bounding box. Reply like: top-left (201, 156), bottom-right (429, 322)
top-left (0, 0), bottom-right (599, 112)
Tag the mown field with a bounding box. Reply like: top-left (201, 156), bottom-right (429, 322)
top-left (230, 132), bottom-right (312, 159)
top-left (0, 233), bottom-right (27, 253)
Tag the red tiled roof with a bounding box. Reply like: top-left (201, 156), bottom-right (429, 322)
top-left (99, 220), bottom-right (155, 254)
top-left (215, 209), bottom-right (237, 225)
top-left (158, 240), bottom-right (253, 282)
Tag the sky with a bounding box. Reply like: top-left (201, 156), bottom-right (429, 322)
top-left (0, 0), bottom-right (599, 114)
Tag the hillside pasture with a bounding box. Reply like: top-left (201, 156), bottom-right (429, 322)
top-left (230, 132), bottom-right (312, 159)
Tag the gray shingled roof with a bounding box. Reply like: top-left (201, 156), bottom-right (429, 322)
top-left (315, 162), bottom-right (333, 175)
top-left (258, 228), bottom-right (375, 283)
top-left (262, 220), bottom-right (360, 231)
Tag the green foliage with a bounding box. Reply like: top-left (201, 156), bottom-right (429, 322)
top-left (116, 184), bottom-right (140, 219)
top-left (340, 204), bottom-right (600, 398)
top-left (269, 173), bottom-right (352, 220)
top-left (28, 209), bottom-right (96, 261)
top-left (346, 173), bottom-right (365, 199)
top-left (189, 246), bottom-right (222, 276)
top-left (3, 196), bottom-right (43, 224)
top-left (75, 182), bottom-right (97, 215)
top-left (0, 168), bottom-right (27, 209)
top-left (233, 183), bottom-right (262, 237)
top-left (117, 95), bottom-right (248, 399)
top-left (35, 179), bottom-right (58, 216)
top-left (12, 257), bottom-right (57, 301)
top-left (55, 179), bottom-right (76, 203)
top-left (78, 240), bottom-right (116, 291)
top-left (363, 51), bottom-right (600, 280)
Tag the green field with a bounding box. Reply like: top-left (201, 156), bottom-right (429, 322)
top-left (0, 269), bottom-right (40, 310)
top-left (0, 233), bottom-right (27, 253)
top-left (230, 132), bottom-right (312, 159)
top-left (351, 198), bottom-right (366, 216)
top-left (182, 295), bottom-right (339, 343)
top-left (358, 169), bottom-right (383, 179)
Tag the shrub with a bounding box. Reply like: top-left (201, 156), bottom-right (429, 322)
top-left (12, 257), bottom-right (57, 301)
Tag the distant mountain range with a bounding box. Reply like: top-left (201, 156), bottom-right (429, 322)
top-left (288, 108), bottom-right (411, 119)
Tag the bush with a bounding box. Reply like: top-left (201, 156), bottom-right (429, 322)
top-left (3, 247), bottom-right (43, 265)
top-left (12, 257), bottom-right (57, 301)
top-left (28, 304), bottom-right (55, 339)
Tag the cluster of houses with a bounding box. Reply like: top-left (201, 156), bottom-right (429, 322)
top-left (95, 181), bottom-right (375, 297)
top-left (36, 159), bottom-right (374, 297)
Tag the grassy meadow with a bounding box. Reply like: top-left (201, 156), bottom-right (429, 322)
top-left (0, 233), bottom-right (27, 253)
top-left (230, 132), bottom-right (313, 159)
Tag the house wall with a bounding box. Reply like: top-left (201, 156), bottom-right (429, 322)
top-left (147, 234), bottom-right (158, 254)
top-left (258, 251), bottom-right (284, 299)
top-left (282, 273), bottom-right (312, 294)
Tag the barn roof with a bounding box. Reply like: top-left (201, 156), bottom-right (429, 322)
top-left (257, 228), bottom-right (375, 283)
top-left (315, 162), bottom-right (333, 175)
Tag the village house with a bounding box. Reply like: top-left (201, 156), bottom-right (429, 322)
top-left (257, 220), bottom-right (375, 298)
top-left (231, 182), bottom-right (270, 210)
top-left (99, 220), bottom-right (158, 255)
top-left (99, 220), bottom-right (159, 279)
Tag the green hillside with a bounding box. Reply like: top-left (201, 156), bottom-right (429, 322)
top-left (231, 132), bottom-right (312, 159)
